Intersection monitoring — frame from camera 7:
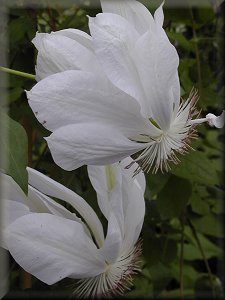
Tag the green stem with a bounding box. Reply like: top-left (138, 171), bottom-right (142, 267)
top-left (187, 217), bottom-right (216, 298)
top-left (189, 7), bottom-right (202, 96)
top-left (0, 66), bottom-right (35, 80)
top-left (179, 214), bottom-right (185, 300)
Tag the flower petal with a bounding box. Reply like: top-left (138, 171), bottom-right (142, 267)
top-left (28, 186), bottom-right (81, 222)
top-left (46, 122), bottom-right (145, 171)
top-left (98, 174), bottom-right (125, 263)
top-left (89, 13), bottom-right (148, 115)
top-left (119, 159), bottom-right (145, 252)
top-left (6, 214), bottom-right (105, 284)
top-left (100, 0), bottom-right (154, 34)
top-left (27, 167), bottom-right (104, 248)
top-left (154, 1), bottom-right (164, 27)
top-left (87, 163), bottom-right (122, 220)
top-left (134, 21), bottom-right (180, 129)
top-left (122, 177), bottom-right (145, 252)
top-left (100, 211), bottom-right (122, 263)
top-left (1, 200), bottom-right (30, 249)
top-left (52, 28), bottom-right (93, 49)
top-left (120, 157), bottom-right (146, 194)
top-left (2, 200), bottom-right (30, 231)
top-left (33, 32), bottom-right (100, 81)
top-left (27, 70), bottom-right (150, 134)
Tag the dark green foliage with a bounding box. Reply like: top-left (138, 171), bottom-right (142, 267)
top-left (0, 113), bottom-right (28, 194)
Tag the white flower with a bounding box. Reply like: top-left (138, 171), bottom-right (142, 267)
top-left (27, 0), bottom-right (224, 173)
top-left (1, 157), bottom-right (145, 298)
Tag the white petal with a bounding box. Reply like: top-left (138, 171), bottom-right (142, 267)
top-left (154, 1), bottom-right (165, 27)
top-left (33, 32), bottom-right (100, 81)
top-left (6, 214), bottom-right (105, 284)
top-left (27, 167), bottom-right (104, 248)
top-left (122, 179), bottom-right (145, 252)
top-left (1, 200), bottom-right (30, 249)
top-left (87, 163), bottom-right (121, 219)
top-left (52, 29), bottom-right (93, 50)
top-left (134, 25), bottom-right (180, 129)
top-left (28, 186), bottom-right (81, 222)
top-left (100, 211), bottom-right (122, 264)
top-left (89, 13), bottom-right (148, 115)
top-left (206, 111), bottom-right (225, 128)
top-left (98, 159), bottom-right (145, 259)
top-left (119, 159), bottom-right (146, 252)
top-left (120, 157), bottom-right (146, 194)
top-left (46, 122), bottom-right (145, 171)
top-left (99, 180), bottom-right (125, 263)
top-left (27, 70), bottom-right (150, 134)
top-left (100, 0), bottom-right (154, 34)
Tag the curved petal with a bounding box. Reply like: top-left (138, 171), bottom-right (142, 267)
top-left (119, 159), bottom-right (145, 252)
top-left (154, 1), bottom-right (165, 27)
top-left (45, 122), bottom-right (146, 171)
top-left (97, 159), bottom-right (146, 260)
top-left (121, 179), bottom-right (145, 252)
top-left (100, 0), bottom-right (154, 34)
top-left (100, 211), bottom-right (122, 264)
top-left (89, 13), bottom-right (148, 115)
top-left (52, 28), bottom-right (93, 50)
top-left (98, 171), bottom-right (125, 264)
top-left (1, 199), bottom-right (30, 249)
top-left (2, 200), bottom-right (30, 231)
top-left (28, 186), bottom-right (81, 222)
top-left (27, 70), bottom-right (150, 135)
top-left (6, 214), bottom-right (106, 284)
top-left (87, 163), bottom-right (121, 220)
top-left (33, 32), bottom-right (100, 81)
top-left (27, 167), bottom-right (104, 248)
top-left (119, 157), bottom-right (146, 194)
top-left (134, 25), bottom-right (180, 129)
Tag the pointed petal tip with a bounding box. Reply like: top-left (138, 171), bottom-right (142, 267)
top-left (154, 0), bottom-right (165, 27)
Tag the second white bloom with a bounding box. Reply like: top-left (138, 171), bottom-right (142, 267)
top-left (2, 157), bottom-right (145, 298)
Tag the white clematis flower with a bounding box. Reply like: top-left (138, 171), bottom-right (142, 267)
top-left (27, 0), bottom-right (224, 173)
top-left (1, 157), bottom-right (145, 298)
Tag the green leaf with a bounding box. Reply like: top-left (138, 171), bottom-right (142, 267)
top-left (156, 176), bottom-right (192, 220)
top-left (179, 233), bottom-right (222, 260)
top-left (149, 262), bottom-right (172, 297)
top-left (195, 274), bottom-right (224, 299)
top-left (197, 8), bottom-right (215, 23)
top-left (167, 31), bottom-right (193, 52)
top-left (191, 194), bottom-right (210, 216)
top-left (9, 18), bottom-right (27, 43)
top-left (143, 235), bottom-right (177, 266)
top-left (145, 172), bottom-right (170, 197)
top-left (211, 198), bottom-right (224, 215)
top-left (206, 130), bottom-right (224, 151)
top-left (125, 273), bottom-right (153, 298)
top-left (8, 87), bottom-right (24, 103)
top-left (0, 113), bottom-right (28, 194)
top-left (191, 213), bottom-right (224, 238)
top-left (171, 261), bottom-right (199, 289)
top-left (170, 151), bottom-right (219, 186)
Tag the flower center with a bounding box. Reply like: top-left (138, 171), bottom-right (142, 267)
top-left (127, 89), bottom-right (199, 174)
top-left (74, 240), bottom-right (142, 298)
